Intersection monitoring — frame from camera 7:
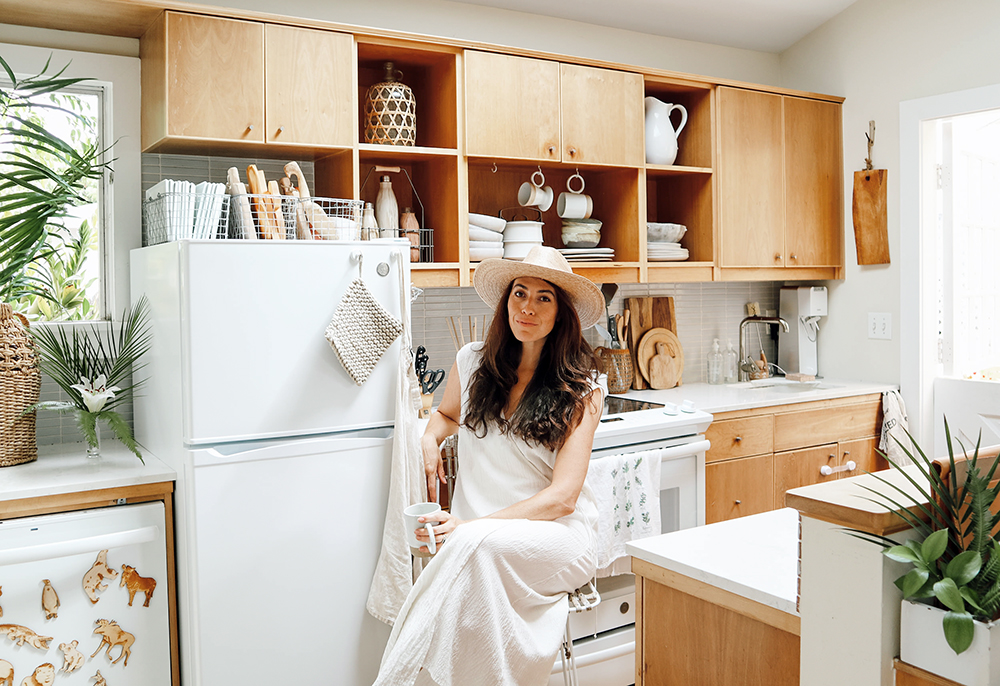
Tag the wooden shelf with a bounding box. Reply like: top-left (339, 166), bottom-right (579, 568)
top-left (358, 143), bottom-right (459, 158)
top-left (645, 164), bottom-right (713, 176)
top-left (647, 262), bottom-right (715, 283)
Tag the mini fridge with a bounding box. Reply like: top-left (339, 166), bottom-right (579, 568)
top-left (0, 503), bottom-right (171, 684)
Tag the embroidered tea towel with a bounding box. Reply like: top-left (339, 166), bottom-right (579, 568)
top-left (325, 278), bottom-right (403, 385)
top-left (880, 390), bottom-right (911, 466)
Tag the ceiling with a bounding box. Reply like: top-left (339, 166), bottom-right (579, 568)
top-left (444, 0), bottom-right (858, 53)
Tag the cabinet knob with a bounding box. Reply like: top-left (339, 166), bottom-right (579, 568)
top-left (548, 145), bottom-right (556, 154)
top-left (246, 124), bottom-right (254, 132)
top-left (734, 436), bottom-right (742, 443)
top-left (774, 253), bottom-right (782, 261)
top-left (568, 147), bottom-right (577, 157)
top-left (843, 451), bottom-right (850, 457)
top-left (619, 601), bottom-right (630, 614)
top-left (790, 253), bottom-right (798, 260)
top-left (276, 126), bottom-right (285, 135)
top-left (734, 499), bottom-right (742, 505)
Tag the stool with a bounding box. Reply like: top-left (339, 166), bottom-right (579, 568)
top-left (560, 579), bottom-right (601, 686)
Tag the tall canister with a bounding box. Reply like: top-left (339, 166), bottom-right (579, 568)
top-left (364, 61), bottom-right (416, 146)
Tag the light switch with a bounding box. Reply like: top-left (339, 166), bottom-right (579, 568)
top-left (868, 312), bottom-right (892, 339)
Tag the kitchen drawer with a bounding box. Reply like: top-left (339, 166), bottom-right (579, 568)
top-left (774, 443), bottom-right (839, 507)
top-left (706, 453), bottom-right (773, 523)
top-left (773, 400), bottom-right (881, 451)
top-left (706, 416), bottom-right (773, 463)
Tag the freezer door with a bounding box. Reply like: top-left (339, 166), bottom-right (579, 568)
top-left (0, 503), bottom-right (172, 684)
top-left (174, 241), bottom-right (409, 444)
top-left (185, 430), bottom-right (392, 685)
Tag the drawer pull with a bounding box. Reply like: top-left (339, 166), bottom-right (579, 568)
top-left (734, 499), bottom-right (742, 505)
top-left (734, 436), bottom-right (742, 443)
top-left (820, 461), bottom-right (858, 476)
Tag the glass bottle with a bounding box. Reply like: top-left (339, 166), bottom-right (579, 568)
top-left (723, 339), bottom-right (738, 384)
top-left (400, 207), bottom-right (420, 262)
top-left (708, 338), bottom-right (723, 385)
top-left (375, 175), bottom-right (399, 238)
top-left (360, 202), bottom-right (379, 241)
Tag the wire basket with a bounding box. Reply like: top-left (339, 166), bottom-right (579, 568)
top-left (229, 195), bottom-right (362, 240)
top-left (142, 192), bottom-right (230, 246)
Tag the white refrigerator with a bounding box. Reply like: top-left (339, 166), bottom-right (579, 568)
top-left (131, 240), bottom-right (410, 685)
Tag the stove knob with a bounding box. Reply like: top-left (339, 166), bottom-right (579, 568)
top-left (663, 402), bottom-right (679, 415)
top-left (681, 400), bottom-right (696, 413)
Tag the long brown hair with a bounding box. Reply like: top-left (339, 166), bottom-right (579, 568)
top-left (464, 279), bottom-right (600, 451)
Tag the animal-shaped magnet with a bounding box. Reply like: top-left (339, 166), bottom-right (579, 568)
top-left (0, 658), bottom-right (13, 686)
top-left (18, 663), bottom-right (54, 686)
top-left (91, 670), bottom-right (107, 686)
top-left (59, 640), bottom-right (85, 673)
top-left (91, 619), bottom-right (134, 667)
top-left (0, 624), bottom-right (53, 650)
top-left (40, 580), bottom-right (59, 620)
top-left (119, 565), bottom-right (156, 608)
top-left (82, 550), bottom-right (118, 604)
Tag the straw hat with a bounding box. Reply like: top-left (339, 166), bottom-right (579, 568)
top-left (473, 246), bottom-right (605, 329)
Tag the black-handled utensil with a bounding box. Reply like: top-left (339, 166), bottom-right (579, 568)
top-left (415, 345), bottom-right (428, 375)
top-left (420, 368), bottom-right (445, 395)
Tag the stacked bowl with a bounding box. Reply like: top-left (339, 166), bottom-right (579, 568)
top-left (646, 222), bottom-right (689, 261)
top-left (468, 212), bottom-right (506, 261)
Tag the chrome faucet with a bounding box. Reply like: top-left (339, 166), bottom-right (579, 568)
top-left (738, 316), bottom-right (790, 381)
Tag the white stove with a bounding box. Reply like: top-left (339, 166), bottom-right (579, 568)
top-left (594, 395), bottom-right (713, 451)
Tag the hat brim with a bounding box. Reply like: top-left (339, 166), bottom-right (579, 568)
top-left (473, 258), bottom-right (606, 329)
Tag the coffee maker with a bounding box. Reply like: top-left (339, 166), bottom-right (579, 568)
top-left (777, 286), bottom-right (828, 376)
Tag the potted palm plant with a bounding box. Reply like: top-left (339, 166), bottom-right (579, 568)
top-left (855, 421), bottom-right (1000, 686)
top-left (0, 54), bottom-right (112, 466)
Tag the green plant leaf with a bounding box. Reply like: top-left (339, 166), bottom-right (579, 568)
top-left (934, 577), bottom-right (967, 613)
top-left (101, 410), bottom-right (144, 463)
top-left (961, 586), bottom-right (987, 615)
top-left (942, 611), bottom-right (976, 655)
top-left (75, 409), bottom-right (98, 449)
top-left (946, 550), bottom-right (983, 586)
top-left (922, 528), bottom-right (949, 563)
top-left (896, 569), bottom-right (931, 598)
top-left (885, 544), bottom-right (923, 565)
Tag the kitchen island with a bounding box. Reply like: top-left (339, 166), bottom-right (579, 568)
top-left (627, 507), bottom-right (801, 686)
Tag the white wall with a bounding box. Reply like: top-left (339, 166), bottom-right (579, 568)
top-left (190, 0), bottom-right (781, 84)
top-left (779, 0), bottom-right (1000, 440)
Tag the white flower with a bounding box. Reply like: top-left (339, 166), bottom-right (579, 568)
top-left (70, 374), bottom-right (120, 413)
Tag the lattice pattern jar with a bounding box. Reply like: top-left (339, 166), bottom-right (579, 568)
top-left (0, 303), bottom-right (40, 467)
top-left (364, 61), bottom-right (416, 146)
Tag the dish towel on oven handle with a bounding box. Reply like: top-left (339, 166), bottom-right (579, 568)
top-left (880, 389), bottom-right (912, 466)
top-left (586, 447), bottom-right (663, 578)
top-left (366, 252), bottom-right (426, 626)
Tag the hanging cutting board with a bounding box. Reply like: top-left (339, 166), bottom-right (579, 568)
top-left (624, 296), bottom-right (677, 390)
top-left (852, 169), bottom-right (889, 265)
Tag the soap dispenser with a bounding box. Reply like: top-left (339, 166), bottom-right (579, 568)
top-left (723, 339), bottom-right (738, 384)
top-left (708, 338), bottom-right (723, 385)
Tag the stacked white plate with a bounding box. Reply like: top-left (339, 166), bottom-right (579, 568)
top-left (647, 242), bottom-right (689, 261)
top-left (558, 247), bottom-right (615, 262)
top-left (468, 213), bottom-right (507, 261)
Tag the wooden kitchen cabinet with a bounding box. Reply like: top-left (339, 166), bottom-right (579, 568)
top-left (717, 86), bottom-right (844, 279)
top-left (141, 12), bottom-right (354, 153)
top-left (465, 51), bottom-right (644, 166)
top-left (706, 394), bottom-right (885, 523)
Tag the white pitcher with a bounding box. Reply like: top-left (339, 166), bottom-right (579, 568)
top-left (644, 97), bottom-right (688, 166)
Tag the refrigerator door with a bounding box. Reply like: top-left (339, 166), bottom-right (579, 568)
top-left (0, 503), bottom-right (171, 684)
top-left (136, 240), bottom-right (410, 446)
top-left (184, 429), bottom-right (393, 685)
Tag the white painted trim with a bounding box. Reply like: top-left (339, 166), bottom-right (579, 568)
top-left (900, 83), bottom-right (1000, 448)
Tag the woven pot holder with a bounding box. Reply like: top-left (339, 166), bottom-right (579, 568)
top-left (326, 277), bottom-right (403, 385)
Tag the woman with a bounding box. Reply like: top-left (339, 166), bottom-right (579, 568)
top-left (374, 246), bottom-right (607, 686)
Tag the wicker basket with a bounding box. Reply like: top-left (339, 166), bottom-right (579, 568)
top-left (596, 346), bottom-right (634, 395)
top-left (364, 62), bottom-right (417, 146)
top-left (0, 303), bottom-right (39, 467)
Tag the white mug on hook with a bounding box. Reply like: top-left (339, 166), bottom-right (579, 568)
top-left (556, 173), bottom-right (593, 219)
top-left (518, 169), bottom-right (554, 212)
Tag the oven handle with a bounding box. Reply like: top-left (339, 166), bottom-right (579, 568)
top-left (550, 638), bottom-right (636, 673)
top-left (657, 439), bottom-right (711, 461)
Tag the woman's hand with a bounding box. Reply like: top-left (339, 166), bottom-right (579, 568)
top-left (422, 433), bottom-right (447, 502)
top-left (414, 509), bottom-right (464, 554)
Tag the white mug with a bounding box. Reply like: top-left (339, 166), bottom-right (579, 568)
top-left (518, 169), bottom-right (554, 212)
top-left (557, 192), bottom-right (593, 219)
top-left (403, 502), bottom-right (442, 557)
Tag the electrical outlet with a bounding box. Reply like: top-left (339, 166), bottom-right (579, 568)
top-left (868, 312), bottom-right (892, 339)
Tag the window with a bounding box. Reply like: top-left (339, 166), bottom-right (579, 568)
top-left (1, 66), bottom-right (107, 321)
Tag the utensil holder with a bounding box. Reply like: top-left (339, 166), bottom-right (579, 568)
top-left (596, 346), bottom-right (634, 395)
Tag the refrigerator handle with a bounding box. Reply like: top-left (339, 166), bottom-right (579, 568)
top-left (0, 526), bottom-right (158, 566)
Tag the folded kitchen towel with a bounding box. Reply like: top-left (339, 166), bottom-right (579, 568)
top-left (469, 225), bottom-right (504, 242)
top-left (587, 448), bottom-right (662, 577)
top-left (880, 389), bottom-right (912, 466)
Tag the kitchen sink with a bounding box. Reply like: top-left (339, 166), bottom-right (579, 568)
top-left (730, 379), bottom-right (843, 392)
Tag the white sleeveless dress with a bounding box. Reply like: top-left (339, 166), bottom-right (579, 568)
top-left (374, 343), bottom-right (600, 686)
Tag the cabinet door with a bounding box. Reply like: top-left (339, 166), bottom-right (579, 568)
top-left (465, 51), bottom-right (560, 160)
top-left (560, 64), bottom-right (644, 166)
top-left (784, 96), bottom-right (843, 267)
top-left (718, 87), bottom-right (784, 267)
top-left (774, 443), bottom-right (839, 507)
top-left (163, 13), bottom-right (264, 143)
top-left (706, 454), bottom-right (773, 524)
top-left (264, 25), bottom-right (354, 146)
top-left (839, 436), bottom-right (886, 478)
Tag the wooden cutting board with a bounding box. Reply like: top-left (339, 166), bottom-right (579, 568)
top-left (852, 169), bottom-right (889, 265)
top-left (624, 297), bottom-right (677, 390)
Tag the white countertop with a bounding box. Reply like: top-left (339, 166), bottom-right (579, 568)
top-left (0, 442), bottom-right (176, 502)
top-left (615, 379), bottom-right (894, 415)
top-left (626, 507), bottom-right (800, 616)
